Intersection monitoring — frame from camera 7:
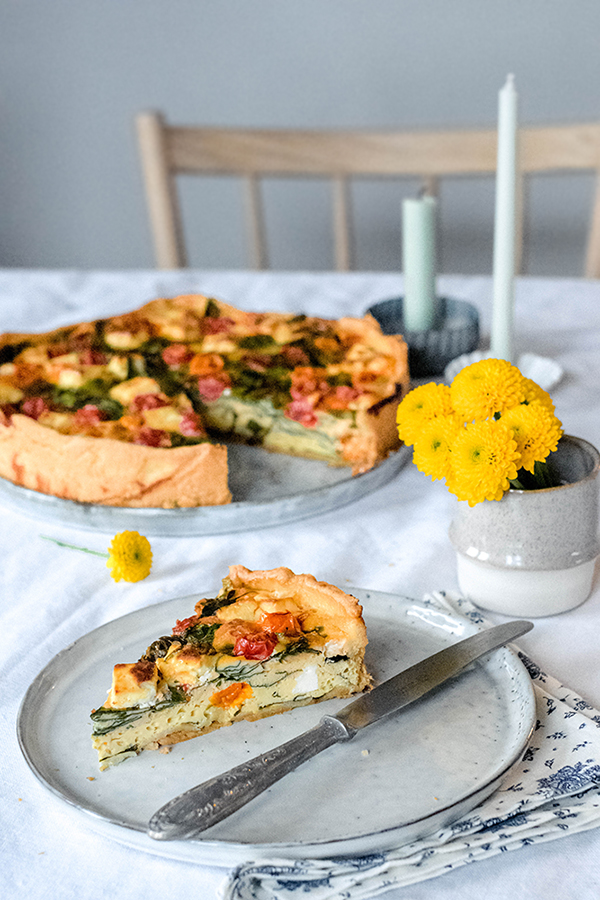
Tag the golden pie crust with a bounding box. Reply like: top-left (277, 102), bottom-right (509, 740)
top-left (0, 412), bottom-right (230, 507)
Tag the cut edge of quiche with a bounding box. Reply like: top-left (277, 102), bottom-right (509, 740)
top-left (91, 565), bottom-right (371, 770)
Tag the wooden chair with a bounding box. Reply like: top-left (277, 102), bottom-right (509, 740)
top-left (136, 111), bottom-right (600, 277)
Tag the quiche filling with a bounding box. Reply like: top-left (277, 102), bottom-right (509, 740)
top-left (0, 294), bottom-right (408, 506)
top-left (91, 566), bottom-right (371, 769)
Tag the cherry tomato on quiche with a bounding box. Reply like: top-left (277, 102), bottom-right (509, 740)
top-left (161, 343), bottom-right (194, 367)
top-left (260, 612), bottom-right (302, 636)
top-left (21, 397), bottom-right (49, 420)
top-left (233, 631), bottom-right (278, 660)
top-left (173, 615), bottom-right (199, 635)
top-left (74, 404), bottom-right (107, 426)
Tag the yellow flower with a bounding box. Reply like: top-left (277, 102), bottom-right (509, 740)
top-left (107, 531), bottom-right (153, 583)
top-left (501, 403), bottom-right (563, 473)
top-left (395, 360), bottom-right (564, 505)
top-left (450, 358), bottom-right (526, 421)
top-left (412, 414), bottom-right (461, 482)
top-left (447, 419), bottom-right (520, 506)
top-left (396, 382), bottom-right (454, 446)
top-left (521, 377), bottom-right (556, 414)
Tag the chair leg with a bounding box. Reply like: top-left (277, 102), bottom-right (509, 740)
top-left (585, 172), bottom-right (600, 278)
top-left (244, 175), bottom-right (268, 270)
top-left (333, 176), bottom-right (353, 271)
top-left (136, 111), bottom-right (187, 269)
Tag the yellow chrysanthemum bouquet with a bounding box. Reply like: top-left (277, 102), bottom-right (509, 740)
top-left (396, 358), bottom-right (563, 506)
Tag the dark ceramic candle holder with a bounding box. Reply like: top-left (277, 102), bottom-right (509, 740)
top-left (366, 296), bottom-right (480, 378)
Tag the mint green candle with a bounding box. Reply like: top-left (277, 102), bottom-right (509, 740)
top-left (402, 196), bottom-right (438, 330)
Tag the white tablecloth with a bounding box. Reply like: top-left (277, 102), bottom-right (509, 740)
top-left (2, 269), bottom-right (600, 900)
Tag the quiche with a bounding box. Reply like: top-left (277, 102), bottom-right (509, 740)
top-left (0, 293), bottom-right (408, 507)
top-left (91, 565), bottom-right (370, 769)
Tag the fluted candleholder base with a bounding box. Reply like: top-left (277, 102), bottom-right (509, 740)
top-left (366, 296), bottom-right (480, 378)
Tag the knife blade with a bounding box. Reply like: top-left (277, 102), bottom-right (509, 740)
top-left (147, 617), bottom-right (532, 841)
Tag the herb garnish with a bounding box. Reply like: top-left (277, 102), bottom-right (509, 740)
top-left (184, 622), bottom-right (221, 652)
top-left (90, 684), bottom-right (188, 735)
top-left (199, 590), bottom-right (239, 618)
top-left (52, 384), bottom-right (124, 420)
top-left (273, 636), bottom-right (319, 661)
top-left (237, 334), bottom-right (277, 351)
top-left (204, 298), bottom-right (221, 318)
top-left (214, 659), bottom-right (263, 682)
top-left (142, 634), bottom-right (181, 662)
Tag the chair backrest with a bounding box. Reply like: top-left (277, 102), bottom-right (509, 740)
top-left (136, 111), bottom-right (600, 277)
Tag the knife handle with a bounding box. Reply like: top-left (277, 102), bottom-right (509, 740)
top-left (148, 714), bottom-right (350, 841)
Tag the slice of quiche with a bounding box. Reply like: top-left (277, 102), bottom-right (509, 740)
top-left (91, 566), bottom-right (370, 770)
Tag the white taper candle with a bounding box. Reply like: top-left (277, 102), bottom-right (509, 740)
top-left (491, 74), bottom-right (518, 362)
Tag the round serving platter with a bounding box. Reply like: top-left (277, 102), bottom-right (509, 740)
top-left (0, 443), bottom-right (411, 536)
top-left (17, 588), bottom-right (536, 866)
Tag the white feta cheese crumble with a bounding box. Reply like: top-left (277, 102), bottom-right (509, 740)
top-left (293, 665), bottom-right (319, 695)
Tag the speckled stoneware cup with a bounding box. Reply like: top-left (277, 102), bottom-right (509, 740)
top-left (449, 435), bottom-right (600, 617)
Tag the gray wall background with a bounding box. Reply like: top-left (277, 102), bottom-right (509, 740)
top-left (2, 0), bottom-right (600, 275)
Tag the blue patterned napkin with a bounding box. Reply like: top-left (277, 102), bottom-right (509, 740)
top-left (220, 592), bottom-right (600, 900)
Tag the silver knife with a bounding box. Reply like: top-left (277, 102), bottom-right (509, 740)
top-left (147, 618), bottom-right (533, 841)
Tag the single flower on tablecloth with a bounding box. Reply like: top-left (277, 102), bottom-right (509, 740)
top-left (106, 531), bottom-right (153, 583)
top-left (40, 530), bottom-right (153, 583)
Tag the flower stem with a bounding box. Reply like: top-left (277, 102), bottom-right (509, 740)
top-left (40, 535), bottom-right (109, 558)
top-left (509, 460), bottom-right (561, 492)
top-left (508, 477), bottom-right (528, 490)
top-left (533, 459), bottom-right (558, 488)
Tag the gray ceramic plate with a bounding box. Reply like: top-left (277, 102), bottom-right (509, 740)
top-left (17, 588), bottom-right (535, 866)
top-left (0, 444), bottom-right (410, 536)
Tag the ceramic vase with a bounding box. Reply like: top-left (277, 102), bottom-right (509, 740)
top-left (449, 435), bottom-right (600, 617)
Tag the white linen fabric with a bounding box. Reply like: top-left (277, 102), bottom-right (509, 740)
top-left (221, 592), bottom-right (600, 900)
top-left (1, 270), bottom-right (600, 900)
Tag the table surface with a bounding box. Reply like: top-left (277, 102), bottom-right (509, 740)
top-left (2, 269), bottom-right (599, 900)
